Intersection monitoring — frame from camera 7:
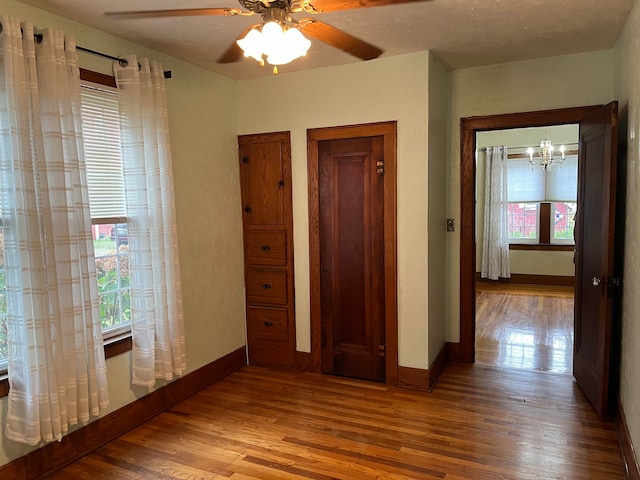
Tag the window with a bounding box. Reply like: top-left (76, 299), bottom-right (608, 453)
top-left (80, 77), bottom-right (130, 339)
top-left (0, 228), bottom-right (6, 372)
top-left (0, 71), bottom-right (128, 376)
top-left (507, 202), bottom-right (539, 240)
top-left (554, 201), bottom-right (577, 241)
top-left (507, 155), bottom-right (578, 244)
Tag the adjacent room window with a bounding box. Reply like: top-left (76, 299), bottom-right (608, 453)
top-left (81, 78), bottom-right (130, 339)
top-left (507, 202), bottom-right (539, 241)
top-left (507, 155), bottom-right (578, 244)
top-left (553, 201), bottom-right (577, 241)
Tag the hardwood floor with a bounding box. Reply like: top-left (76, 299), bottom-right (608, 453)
top-left (50, 364), bottom-right (624, 479)
top-left (476, 282), bottom-right (574, 374)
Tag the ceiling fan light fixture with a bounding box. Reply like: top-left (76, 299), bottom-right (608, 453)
top-left (284, 26), bottom-right (311, 57)
top-left (237, 28), bottom-right (263, 61)
top-left (236, 8), bottom-right (312, 71)
top-left (261, 21), bottom-right (284, 55)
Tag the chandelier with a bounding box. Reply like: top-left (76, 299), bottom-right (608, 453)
top-left (237, 8), bottom-right (311, 74)
top-left (527, 139), bottom-right (566, 170)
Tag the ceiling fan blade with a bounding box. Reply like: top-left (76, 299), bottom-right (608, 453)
top-left (217, 26), bottom-right (254, 64)
top-left (104, 8), bottom-right (249, 19)
top-left (301, 20), bottom-right (382, 61)
top-left (307, 0), bottom-right (430, 13)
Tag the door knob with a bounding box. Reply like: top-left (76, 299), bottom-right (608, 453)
top-left (592, 276), bottom-right (602, 287)
top-left (321, 267), bottom-right (329, 275)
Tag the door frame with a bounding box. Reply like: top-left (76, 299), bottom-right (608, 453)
top-left (459, 106), bottom-right (602, 363)
top-left (308, 121), bottom-right (398, 385)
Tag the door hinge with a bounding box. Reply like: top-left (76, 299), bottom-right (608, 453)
top-left (607, 276), bottom-right (623, 296)
top-left (378, 344), bottom-right (385, 357)
top-left (606, 276), bottom-right (622, 298)
top-left (376, 160), bottom-right (385, 175)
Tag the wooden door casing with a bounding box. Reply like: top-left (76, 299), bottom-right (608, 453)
top-left (307, 122), bottom-right (398, 386)
top-left (319, 136), bottom-right (385, 381)
top-left (458, 105), bottom-right (622, 417)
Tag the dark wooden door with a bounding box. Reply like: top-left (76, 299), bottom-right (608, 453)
top-left (319, 136), bottom-right (385, 381)
top-left (573, 101), bottom-right (619, 416)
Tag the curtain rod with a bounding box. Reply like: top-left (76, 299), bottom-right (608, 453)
top-left (479, 142), bottom-right (579, 151)
top-left (76, 45), bottom-right (172, 79)
top-left (507, 142), bottom-right (579, 150)
top-left (0, 25), bottom-right (172, 79)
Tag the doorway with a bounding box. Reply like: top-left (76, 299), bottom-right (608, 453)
top-left (459, 104), bottom-right (621, 416)
top-left (474, 125), bottom-right (578, 375)
top-left (307, 122), bottom-right (398, 385)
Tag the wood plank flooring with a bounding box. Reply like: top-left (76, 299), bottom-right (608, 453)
top-left (50, 364), bottom-right (624, 479)
top-left (476, 283), bottom-right (574, 374)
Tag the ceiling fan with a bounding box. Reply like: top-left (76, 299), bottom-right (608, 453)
top-left (105, 0), bottom-right (431, 73)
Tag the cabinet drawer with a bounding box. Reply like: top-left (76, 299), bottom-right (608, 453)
top-left (246, 268), bottom-right (287, 305)
top-left (248, 338), bottom-right (290, 367)
top-left (246, 231), bottom-right (286, 266)
top-left (247, 306), bottom-right (288, 341)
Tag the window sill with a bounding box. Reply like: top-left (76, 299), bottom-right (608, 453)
top-left (0, 333), bottom-right (132, 399)
top-left (509, 243), bottom-right (575, 252)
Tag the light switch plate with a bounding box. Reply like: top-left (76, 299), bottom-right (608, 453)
top-left (446, 218), bottom-right (455, 232)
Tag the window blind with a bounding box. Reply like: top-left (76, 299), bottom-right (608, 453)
top-left (507, 156), bottom-right (578, 203)
top-left (546, 155), bottom-right (578, 202)
top-left (507, 158), bottom-right (545, 202)
top-left (80, 83), bottom-right (126, 219)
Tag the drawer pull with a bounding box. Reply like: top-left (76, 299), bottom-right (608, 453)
top-left (263, 321), bottom-right (273, 327)
top-left (244, 206), bottom-right (252, 213)
top-left (261, 284), bottom-right (272, 289)
top-left (260, 245), bottom-right (271, 251)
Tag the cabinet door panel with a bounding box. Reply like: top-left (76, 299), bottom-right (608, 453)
top-left (239, 142), bottom-right (285, 226)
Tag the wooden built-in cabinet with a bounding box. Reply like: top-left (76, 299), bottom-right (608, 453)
top-left (238, 131), bottom-right (295, 368)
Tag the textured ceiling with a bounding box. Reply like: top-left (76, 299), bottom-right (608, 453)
top-left (20, 0), bottom-right (635, 79)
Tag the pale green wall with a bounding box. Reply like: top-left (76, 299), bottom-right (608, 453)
top-left (2, 0), bottom-right (638, 469)
top-left (427, 54), bottom-right (451, 365)
top-left (446, 50), bottom-right (615, 342)
top-left (613, 0), bottom-right (640, 462)
top-left (236, 52), bottom-right (432, 369)
top-left (0, 0), bottom-right (245, 466)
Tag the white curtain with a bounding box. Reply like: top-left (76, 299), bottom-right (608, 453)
top-left (114, 55), bottom-right (185, 387)
top-left (481, 146), bottom-right (511, 280)
top-left (0, 18), bottom-right (109, 445)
